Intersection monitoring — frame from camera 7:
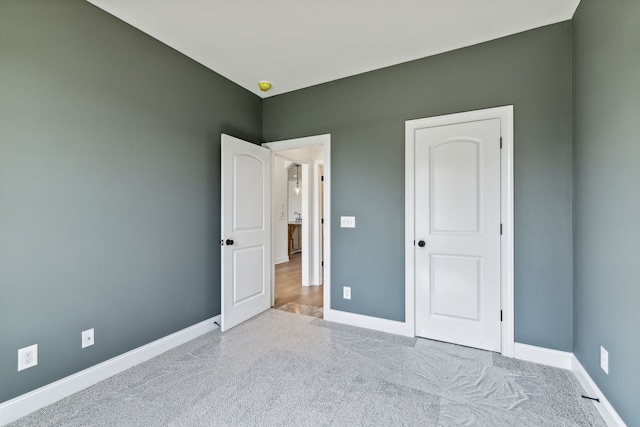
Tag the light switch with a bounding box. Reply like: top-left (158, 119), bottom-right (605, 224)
top-left (341, 216), bottom-right (356, 228)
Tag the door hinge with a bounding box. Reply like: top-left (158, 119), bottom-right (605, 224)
top-left (500, 310), bottom-right (503, 322)
top-left (321, 175), bottom-right (324, 182)
top-left (500, 224), bottom-right (503, 235)
top-left (321, 261), bottom-right (324, 267)
top-left (321, 218), bottom-right (324, 224)
top-left (500, 137), bottom-right (503, 149)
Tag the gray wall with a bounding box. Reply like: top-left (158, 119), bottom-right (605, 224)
top-left (13, 1), bottom-right (634, 418)
top-left (573, 1), bottom-right (640, 424)
top-left (0, 0), bottom-right (261, 403)
top-left (264, 22), bottom-right (574, 351)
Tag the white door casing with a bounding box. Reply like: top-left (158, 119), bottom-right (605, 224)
top-left (414, 119), bottom-right (501, 351)
top-left (405, 106), bottom-right (514, 356)
top-left (315, 162), bottom-right (325, 285)
top-left (221, 134), bottom-right (271, 332)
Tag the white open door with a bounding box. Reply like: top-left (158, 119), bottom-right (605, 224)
top-left (221, 134), bottom-right (271, 331)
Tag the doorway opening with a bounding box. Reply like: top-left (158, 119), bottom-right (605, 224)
top-left (274, 251), bottom-right (323, 317)
top-left (274, 161), bottom-right (322, 318)
top-left (263, 135), bottom-right (331, 320)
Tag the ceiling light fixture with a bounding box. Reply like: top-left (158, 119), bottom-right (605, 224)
top-left (293, 164), bottom-right (301, 196)
top-left (258, 81), bottom-right (272, 92)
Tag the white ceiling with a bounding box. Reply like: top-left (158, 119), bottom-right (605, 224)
top-left (86, 0), bottom-right (580, 98)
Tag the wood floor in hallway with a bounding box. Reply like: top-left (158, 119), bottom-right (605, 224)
top-left (274, 252), bottom-right (323, 318)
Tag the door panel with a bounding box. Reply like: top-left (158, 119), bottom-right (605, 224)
top-left (431, 140), bottom-right (479, 233)
top-left (233, 154), bottom-right (265, 231)
top-left (233, 246), bottom-right (266, 304)
top-left (221, 134), bottom-right (271, 332)
top-left (415, 119), bottom-right (501, 352)
top-left (431, 254), bottom-right (480, 320)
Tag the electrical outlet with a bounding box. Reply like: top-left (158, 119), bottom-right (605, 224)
top-left (600, 346), bottom-right (609, 374)
top-left (18, 344), bottom-right (38, 371)
top-left (343, 286), bottom-right (351, 300)
top-left (340, 216), bottom-right (356, 228)
top-left (82, 328), bottom-right (95, 349)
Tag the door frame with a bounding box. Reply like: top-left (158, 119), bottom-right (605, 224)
top-left (313, 160), bottom-right (324, 286)
top-left (263, 134), bottom-right (331, 318)
top-left (405, 106), bottom-right (514, 357)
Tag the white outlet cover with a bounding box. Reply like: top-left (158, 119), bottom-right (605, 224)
top-left (600, 346), bottom-right (609, 374)
top-left (343, 286), bottom-right (351, 300)
top-left (82, 328), bottom-right (95, 349)
top-left (18, 344), bottom-right (38, 371)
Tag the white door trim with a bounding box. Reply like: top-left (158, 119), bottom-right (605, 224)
top-left (405, 106), bottom-right (514, 356)
top-left (263, 134), bottom-right (331, 318)
top-left (300, 162), bottom-right (310, 285)
top-left (313, 159), bottom-right (324, 286)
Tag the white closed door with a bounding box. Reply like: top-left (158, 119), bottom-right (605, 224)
top-left (414, 119), bottom-right (501, 352)
top-left (221, 134), bottom-right (271, 332)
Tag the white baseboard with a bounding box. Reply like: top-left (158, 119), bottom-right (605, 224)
top-left (324, 308), bottom-right (412, 337)
top-left (512, 343), bottom-right (626, 426)
top-left (274, 256), bottom-right (289, 265)
top-left (513, 342), bottom-right (573, 369)
top-left (571, 356), bottom-right (627, 427)
top-left (1, 321), bottom-right (626, 427)
top-left (0, 316), bottom-right (219, 426)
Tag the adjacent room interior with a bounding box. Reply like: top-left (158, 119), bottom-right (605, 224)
top-left (273, 153), bottom-right (324, 319)
top-left (1, 0), bottom-right (638, 425)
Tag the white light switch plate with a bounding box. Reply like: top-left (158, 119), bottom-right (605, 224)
top-left (341, 216), bottom-right (356, 228)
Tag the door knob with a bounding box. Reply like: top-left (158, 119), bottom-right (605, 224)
top-left (418, 240), bottom-right (426, 247)
top-left (225, 239), bottom-right (234, 246)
